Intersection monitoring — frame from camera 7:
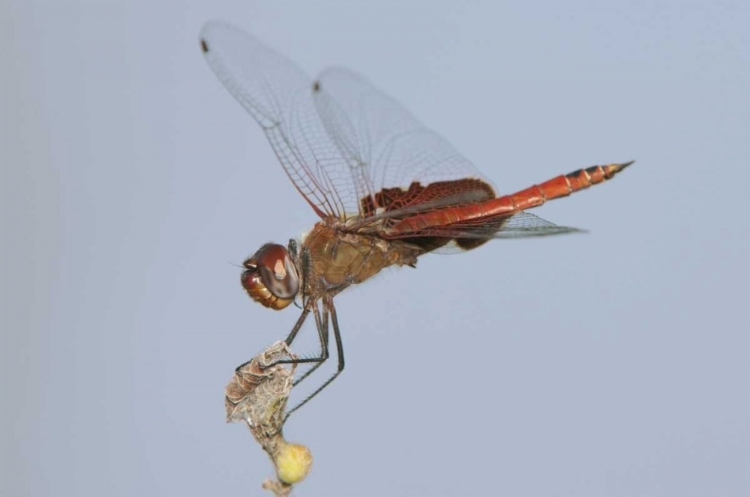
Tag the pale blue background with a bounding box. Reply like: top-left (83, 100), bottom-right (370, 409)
top-left (2, 1), bottom-right (749, 496)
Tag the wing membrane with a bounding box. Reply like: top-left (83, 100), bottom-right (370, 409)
top-left (201, 21), bottom-right (346, 217)
top-left (381, 212), bottom-right (581, 256)
top-left (313, 67), bottom-right (496, 216)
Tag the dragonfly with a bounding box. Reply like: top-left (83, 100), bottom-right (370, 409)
top-left (200, 20), bottom-right (633, 417)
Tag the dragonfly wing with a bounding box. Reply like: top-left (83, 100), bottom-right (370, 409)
top-left (201, 21), bottom-right (349, 218)
top-left (313, 67), bottom-right (497, 219)
top-left (379, 211), bottom-right (581, 253)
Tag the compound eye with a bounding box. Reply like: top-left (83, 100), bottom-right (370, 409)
top-left (241, 244), bottom-right (300, 310)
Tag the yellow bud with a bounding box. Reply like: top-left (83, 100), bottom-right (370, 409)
top-left (275, 442), bottom-right (313, 484)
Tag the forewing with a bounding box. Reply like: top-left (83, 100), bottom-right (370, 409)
top-left (200, 21), bottom-right (348, 218)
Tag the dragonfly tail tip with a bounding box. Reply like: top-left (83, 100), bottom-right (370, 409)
top-left (616, 160), bottom-right (635, 171)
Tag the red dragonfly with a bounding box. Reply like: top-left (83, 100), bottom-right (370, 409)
top-left (201, 21), bottom-right (632, 416)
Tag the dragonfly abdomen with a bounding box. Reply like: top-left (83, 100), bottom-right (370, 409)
top-left (510, 161), bottom-right (634, 211)
top-left (385, 162), bottom-right (634, 236)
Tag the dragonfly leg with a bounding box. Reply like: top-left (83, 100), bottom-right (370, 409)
top-left (290, 301), bottom-right (330, 387)
top-left (276, 299), bottom-right (329, 369)
top-left (233, 304), bottom-right (309, 372)
top-left (285, 296), bottom-right (345, 420)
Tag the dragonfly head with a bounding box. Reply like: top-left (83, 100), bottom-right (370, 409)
top-left (241, 243), bottom-right (300, 310)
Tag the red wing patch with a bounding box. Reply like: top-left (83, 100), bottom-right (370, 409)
top-left (360, 178), bottom-right (495, 220)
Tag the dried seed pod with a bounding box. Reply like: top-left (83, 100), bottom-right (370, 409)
top-left (224, 341), bottom-right (313, 495)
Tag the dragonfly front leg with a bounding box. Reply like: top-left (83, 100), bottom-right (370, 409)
top-left (278, 298), bottom-right (329, 369)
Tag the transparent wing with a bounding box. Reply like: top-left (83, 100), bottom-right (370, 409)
top-left (382, 211), bottom-right (581, 240)
top-left (486, 212), bottom-right (582, 238)
top-left (201, 20), bottom-right (349, 218)
top-left (312, 67), bottom-right (497, 217)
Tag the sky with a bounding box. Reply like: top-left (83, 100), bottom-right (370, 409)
top-left (2, 1), bottom-right (749, 496)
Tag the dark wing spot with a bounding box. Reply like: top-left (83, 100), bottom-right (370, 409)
top-left (200, 39), bottom-right (209, 53)
top-left (312, 81), bottom-right (320, 92)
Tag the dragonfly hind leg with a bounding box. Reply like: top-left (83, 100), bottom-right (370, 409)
top-left (284, 296), bottom-right (345, 419)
